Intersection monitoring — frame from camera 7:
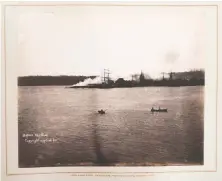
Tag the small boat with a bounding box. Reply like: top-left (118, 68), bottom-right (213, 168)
top-left (151, 107), bottom-right (167, 112)
top-left (98, 109), bottom-right (106, 114)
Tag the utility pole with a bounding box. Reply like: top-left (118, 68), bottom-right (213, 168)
top-left (104, 69), bottom-right (105, 83)
top-left (161, 72), bottom-right (165, 80)
top-left (168, 72), bottom-right (175, 80)
top-left (131, 74), bottom-right (136, 81)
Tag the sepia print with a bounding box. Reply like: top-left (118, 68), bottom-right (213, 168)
top-left (15, 4), bottom-right (208, 168)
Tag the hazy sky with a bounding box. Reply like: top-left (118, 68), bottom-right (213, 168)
top-left (14, 6), bottom-right (214, 79)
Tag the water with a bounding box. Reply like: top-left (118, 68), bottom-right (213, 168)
top-left (18, 86), bottom-right (204, 167)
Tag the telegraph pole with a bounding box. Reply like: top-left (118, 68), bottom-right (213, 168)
top-left (161, 72), bottom-right (165, 80)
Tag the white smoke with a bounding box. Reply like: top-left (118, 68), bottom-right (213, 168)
top-left (70, 76), bottom-right (102, 87)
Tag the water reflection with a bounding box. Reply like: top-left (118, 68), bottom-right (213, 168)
top-left (88, 89), bottom-right (108, 165)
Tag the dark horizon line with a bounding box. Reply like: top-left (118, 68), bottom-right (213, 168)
top-left (18, 69), bottom-right (205, 78)
top-left (17, 75), bottom-right (98, 78)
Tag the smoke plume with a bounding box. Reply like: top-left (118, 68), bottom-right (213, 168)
top-left (70, 76), bottom-right (102, 87)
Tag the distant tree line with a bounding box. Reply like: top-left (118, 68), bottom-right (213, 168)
top-left (112, 70), bottom-right (205, 87)
top-left (112, 78), bottom-right (204, 88)
top-left (173, 69), bottom-right (204, 80)
top-left (18, 75), bottom-right (96, 86)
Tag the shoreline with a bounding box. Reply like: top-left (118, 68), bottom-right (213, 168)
top-left (68, 84), bottom-right (205, 89)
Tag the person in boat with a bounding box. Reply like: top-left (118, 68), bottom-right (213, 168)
top-left (98, 109), bottom-right (106, 114)
top-left (151, 106), bottom-right (167, 112)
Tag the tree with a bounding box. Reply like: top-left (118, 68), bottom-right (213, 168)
top-left (115, 78), bottom-right (126, 86)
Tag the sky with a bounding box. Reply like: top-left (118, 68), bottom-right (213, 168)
top-left (14, 5), bottom-right (213, 79)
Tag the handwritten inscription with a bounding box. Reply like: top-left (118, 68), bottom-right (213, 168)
top-left (22, 133), bottom-right (58, 144)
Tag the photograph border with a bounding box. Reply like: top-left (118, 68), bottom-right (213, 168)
top-left (1, 1), bottom-right (219, 177)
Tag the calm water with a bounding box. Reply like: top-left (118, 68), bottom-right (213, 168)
top-left (18, 86), bottom-right (204, 167)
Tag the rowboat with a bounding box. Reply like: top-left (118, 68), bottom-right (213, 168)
top-left (151, 107), bottom-right (167, 112)
top-left (98, 109), bottom-right (106, 114)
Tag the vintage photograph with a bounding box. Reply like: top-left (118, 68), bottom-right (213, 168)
top-left (17, 5), bottom-right (206, 168)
